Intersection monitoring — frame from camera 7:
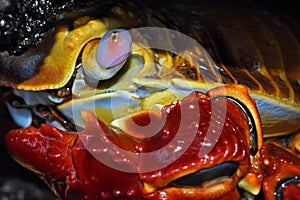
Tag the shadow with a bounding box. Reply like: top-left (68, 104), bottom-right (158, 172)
top-left (0, 87), bottom-right (59, 200)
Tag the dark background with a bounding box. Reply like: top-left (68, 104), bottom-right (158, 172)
top-left (0, 0), bottom-right (298, 199)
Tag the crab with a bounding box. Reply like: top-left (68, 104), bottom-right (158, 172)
top-left (1, 1), bottom-right (300, 199)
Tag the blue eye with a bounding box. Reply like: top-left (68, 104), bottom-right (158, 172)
top-left (96, 29), bottom-right (132, 69)
top-left (82, 29), bottom-right (132, 81)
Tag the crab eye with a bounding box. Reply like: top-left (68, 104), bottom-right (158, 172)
top-left (82, 29), bottom-right (132, 82)
top-left (97, 29), bottom-right (132, 69)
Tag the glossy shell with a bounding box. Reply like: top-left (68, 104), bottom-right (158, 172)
top-left (1, 1), bottom-right (299, 136)
top-left (5, 88), bottom-right (261, 199)
top-left (1, 1), bottom-right (300, 200)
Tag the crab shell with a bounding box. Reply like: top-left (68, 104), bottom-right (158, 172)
top-left (0, 6), bottom-right (140, 91)
top-left (1, 2), bottom-right (299, 136)
top-left (1, 1), bottom-right (300, 200)
top-left (4, 111), bottom-right (141, 200)
top-left (260, 141), bottom-right (300, 200)
top-left (288, 131), bottom-right (300, 157)
top-left (5, 87), bottom-right (263, 199)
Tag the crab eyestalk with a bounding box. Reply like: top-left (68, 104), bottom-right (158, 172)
top-left (82, 29), bottom-right (132, 82)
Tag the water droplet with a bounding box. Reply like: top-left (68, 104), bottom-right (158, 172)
top-left (113, 189), bottom-right (122, 197)
top-left (91, 176), bottom-right (98, 183)
top-left (163, 128), bottom-right (170, 135)
top-left (135, 146), bottom-right (143, 152)
top-left (47, 148), bottom-right (62, 160)
top-left (0, 19), bottom-right (5, 27)
top-left (101, 192), bottom-right (110, 199)
top-left (127, 188), bottom-right (136, 197)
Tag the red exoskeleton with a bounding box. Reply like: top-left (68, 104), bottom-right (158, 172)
top-left (0, 0), bottom-right (299, 199)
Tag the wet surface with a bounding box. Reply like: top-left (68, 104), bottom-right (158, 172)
top-left (0, 0), bottom-right (82, 55)
top-left (0, 0), bottom-right (298, 199)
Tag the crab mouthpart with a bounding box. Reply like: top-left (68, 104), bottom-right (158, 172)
top-left (172, 161), bottom-right (239, 187)
top-left (144, 176), bottom-right (240, 200)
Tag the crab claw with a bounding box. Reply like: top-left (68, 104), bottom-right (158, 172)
top-left (135, 91), bottom-right (253, 199)
top-left (260, 141), bottom-right (300, 200)
top-left (4, 125), bottom-right (77, 178)
top-left (5, 88), bottom-right (263, 199)
top-left (5, 110), bottom-right (142, 200)
top-left (4, 123), bottom-right (77, 198)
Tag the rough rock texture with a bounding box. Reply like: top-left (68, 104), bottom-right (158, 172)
top-left (0, 0), bottom-right (86, 55)
top-left (0, 0), bottom-right (297, 56)
top-left (0, 0), bottom-right (298, 199)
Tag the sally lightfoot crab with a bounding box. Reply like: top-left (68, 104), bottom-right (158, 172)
top-left (1, 0), bottom-right (300, 199)
top-left (5, 87), bottom-right (263, 199)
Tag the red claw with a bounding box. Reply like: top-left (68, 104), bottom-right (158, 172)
top-left (5, 111), bottom-right (142, 200)
top-left (4, 124), bottom-right (76, 180)
top-left (137, 91), bottom-right (251, 199)
top-left (4, 90), bottom-right (259, 199)
top-left (261, 141), bottom-right (300, 200)
top-left (4, 124), bottom-right (77, 198)
top-left (66, 110), bottom-right (142, 200)
top-left (282, 184), bottom-right (300, 200)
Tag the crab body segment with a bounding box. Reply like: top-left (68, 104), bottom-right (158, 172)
top-left (1, 1), bottom-right (300, 199)
top-left (5, 89), bottom-right (260, 199)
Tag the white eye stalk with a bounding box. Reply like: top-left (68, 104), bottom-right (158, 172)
top-left (82, 29), bottom-right (132, 81)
